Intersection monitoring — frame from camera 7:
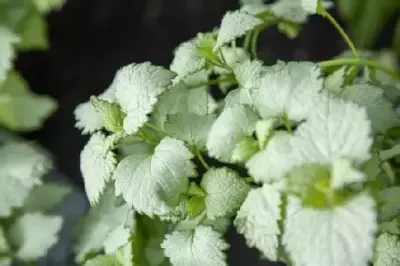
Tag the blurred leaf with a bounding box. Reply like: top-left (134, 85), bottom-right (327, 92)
top-left (348, 0), bottom-right (399, 48)
top-left (394, 18), bottom-right (400, 57)
top-left (18, 9), bottom-right (48, 50)
top-left (337, 0), bottom-right (363, 22)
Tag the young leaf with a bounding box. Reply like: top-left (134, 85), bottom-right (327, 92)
top-left (331, 158), bottom-right (366, 189)
top-left (200, 167), bottom-right (250, 219)
top-left (74, 187), bottom-right (131, 262)
top-left (214, 10), bottom-right (263, 51)
top-left (0, 72), bottom-right (57, 131)
top-left (114, 62), bottom-right (176, 134)
top-left (91, 96), bottom-right (125, 132)
top-left (162, 226), bottom-right (229, 266)
top-left (293, 92), bottom-right (372, 165)
top-left (0, 226), bottom-right (9, 256)
top-left (80, 133), bottom-right (117, 205)
top-left (247, 131), bottom-right (294, 183)
top-left (0, 26), bottom-right (19, 81)
top-left (231, 136), bottom-right (259, 163)
top-left (207, 105), bottom-right (259, 163)
top-left (324, 67), bottom-right (346, 95)
top-left (113, 137), bottom-right (196, 217)
top-left (339, 84), bottom-right (400, 134)
top-left (18, 9), bottom-right (48, 50)
top-left (32, 0), bottom-right (65, 13)
top-left (374, 233), bottom-right (400, 266)
top-left (9, 212), bottom-right (62, 261)
top-left (251, 62), bottom-right (323, 121)
top-left (164, 113), bottom-right (216, 150)
top-left (255, 118), bottom-right (276, 149)
top-left (214, 47), bottom-right (249, 74)
top-left (23, 183), bottom-right (71, 212)
top-left (224, 89), bottom-right (253, 108)
top-left (234, 184), bottom-right (281, 261)
top-left (151, 82), bottom-right (209, 130)
top-left (74, 81), bottom-right (116, 134)
top-left (0, 142), bottom-right (51, 217)
top-left (283, 194), bottom-right (377, 266)
top-left (234, 59), bottom-right (266, 89)
top-left (170, 40), bottom-right (206, 79)
top-left (103, 225), bottom-right (132, 255)
top-left (378, 186), bottom-right (400, 221)
top-left (84, 254), bottom-right (122, 266)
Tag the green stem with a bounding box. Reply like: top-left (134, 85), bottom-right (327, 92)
top-left (195, 148), bottom-right (210, 170)
top-left (243, 32), bottom-right (252, 51)
top-left (321, 10), bottom-right (359, 58)
top-left (145, 123), bottom-right (166, 135)
top-left (190, 77), bottom-right (237, 89)
top-left (251, 29), bottom-right (261, 59)
top-left (319, 58), bottom-right (400, 81)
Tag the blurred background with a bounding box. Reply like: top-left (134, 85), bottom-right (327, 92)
top-left (12, 0), bottom-right (399, 265)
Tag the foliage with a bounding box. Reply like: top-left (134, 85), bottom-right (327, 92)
top-left (0, 1), bottom-right (69, 265)
top-left (74, 0), bottom-right (400, 265)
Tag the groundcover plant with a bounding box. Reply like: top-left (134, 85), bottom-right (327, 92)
top-left (0, 0), bottom-right (70, 265)
top-left (74, 0), bottom-right (400, 265)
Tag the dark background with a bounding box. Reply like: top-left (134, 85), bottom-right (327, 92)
top-left (13, 0), bottom-right (397, 265)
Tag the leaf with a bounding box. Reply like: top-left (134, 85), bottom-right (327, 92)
top-left (74, 187), bottom-right (131, 262)
top-left (207, 105), bottom-right (259, 163)
top-left (255, 118), bottom-right (276, 149)
top-left (375, 233), bottom-right (400, 266)
top-left (84, 243), bottom-right (132, 266)
top-left (187, 197), bottom-right (206, 219)
top-left (23, 182), bottom-right (71, 212)
top-left (103, 225), bottom-right (132, 255)
top-left (283, 194), bottom-right (377, 266)
top-left (293, 92), bottom-right (372, 166)
top-left (200, 167), bottom-right (250, 219)
top-left (9, 212), bottom-right (62, 261)
top-left (0, 258), bottom-right (11, 266)
top-left (246, 131), bottom-right (294, 183)
top-left (231, 136), bottom-right (259, 163)
top-left (251, 62), bottom-right (323, 121)
top-left (32, 0), bottom-right (65, 13)
top-left (18, 9), bottom-right (48, 50)
top-left (164, 113), bottom-right (216, 149)
top-left (0, 142), bottom-right (51, 217)
top-left (233, 59), bottom-right (266, 89)
top-left (300, 0), bottom-right (327, 14)
top-left (0, 226), bottom-right (9, 254)
top-left (0, 72), bottom-right (57, 131)
top-left (114, 62), bottom-right (176, 134)
top-left (80, 133), bottom-right (117, 205)
top-left (214, 10), bottom-right (263, 51)
top-left (0, 26), bottom-right (19, 81)
top-left (84, 254), bottom-right (122, 266)
top-left (379, 219), bottom-right (400, 235)
top-left (380, 144), bottom-right (400, 161)
top-left (234, 184), bottom-right (281, 261)
top-left (324, 67), bottom-right (346, 95)
top-left (91, 96), bottom-right (125, 132)
top-left (162, 225), bottom-right (229, 266)
top-left (170, 40), bottom-right (206, 79)
top-left (214, 47), bottom-right (249, 75)
top-left (268, 0), bottom-right (308, 24)
top-left (378, 186), bottom-right (400, 221)
top-left (224, 89), bottom-right (253, 108)
top-left (74, 80), bottom-right (116, 134)
top-left (113, 137), bottom-right (196, 217)
top-left (340, 84), bottom-right (400, 133)
top-left (151, 82), bottom-right (209, 130)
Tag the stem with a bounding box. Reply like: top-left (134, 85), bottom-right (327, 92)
top-left (195, 148), bottom-right (210, 170)
top-left (243, 32), bottom-right (252, 51)
top-left (321, 10), bottom-right (359, 58)
top-left (251, 29), bottom-right (261, 59)
top-left (190, 77), bottom-right (237, 89)
top-left (319, 58), bottom-right (400, 81)
top-left (145, 123), bottom-right (166, 135)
